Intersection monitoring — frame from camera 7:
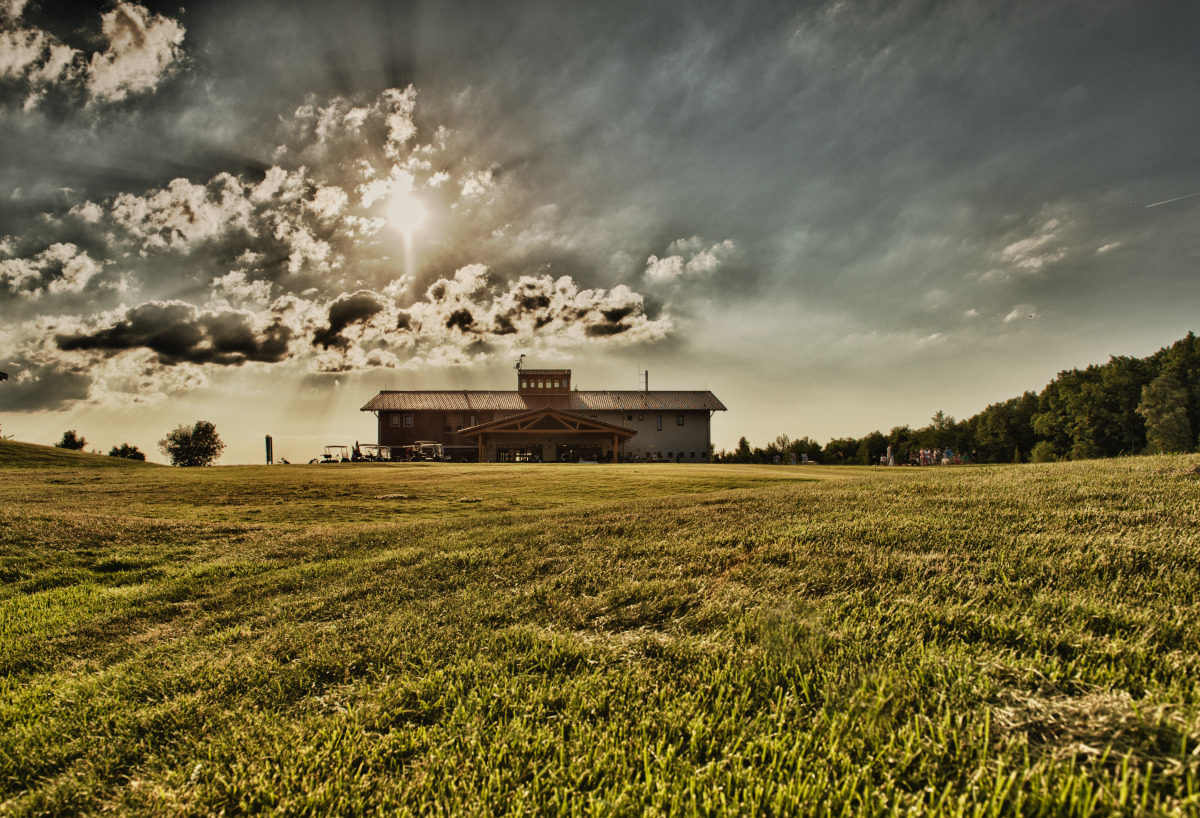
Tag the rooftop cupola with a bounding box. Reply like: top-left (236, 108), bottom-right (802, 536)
top-left (517, 369), bottom-right (571, 395)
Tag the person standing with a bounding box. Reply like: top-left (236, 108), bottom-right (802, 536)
top-left (887, 444), bottom-right (895, 467)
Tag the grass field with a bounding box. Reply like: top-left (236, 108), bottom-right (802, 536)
top-left (2, 440), bottom-right (1198, 816)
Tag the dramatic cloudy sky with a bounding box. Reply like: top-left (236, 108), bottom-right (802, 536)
top-left (2, 0), bottom-right (1198, 463)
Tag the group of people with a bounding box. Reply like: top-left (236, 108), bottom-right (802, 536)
top-left (907, 447), bottom-right (970, 466)
top-left (875, 445), bottom-right (972, 466)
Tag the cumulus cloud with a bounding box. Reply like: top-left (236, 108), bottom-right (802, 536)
top-left (210, 271), bottom-right (272, 306)
top-left (0, 2), bottom-right (184, 107)
top-left (644, 237), bottom-right (736, 283)
top-left (112, 175), bottom-right (254, 250)
top-left (2, 85), bottom-right (676, 410)
top-left (86, 3), bottom-right (186, 103)
top-left (0, 243), bottom-right (102, 296)
top-left (29, 262), bottom-right (669, 390)
top-left (308, 265), bottom-right (670, 372)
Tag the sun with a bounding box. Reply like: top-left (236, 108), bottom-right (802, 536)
top-left (386, 193), bottom-right (427, 236)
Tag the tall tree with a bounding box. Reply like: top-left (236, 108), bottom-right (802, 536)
top-left (1137, 371), bottom-right (1193, 453)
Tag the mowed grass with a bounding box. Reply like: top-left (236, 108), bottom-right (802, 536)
top-left (1, 441), bottom-right (1198, 816)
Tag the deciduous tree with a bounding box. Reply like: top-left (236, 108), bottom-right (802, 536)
top-left (1137, 371), bottom-right (1192, 453)
top-left (56, 430), bottom-right (86, 450)
top-left (158, 421), bottom-right (225, 467)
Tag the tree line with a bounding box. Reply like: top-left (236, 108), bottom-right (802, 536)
top-left (715, 331), bottom-right (1200, 465)
top-left (54, 420), bottom-right (226, 466)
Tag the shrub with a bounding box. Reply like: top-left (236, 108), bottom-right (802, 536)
top-left (55, 430), bottom-right (87, 450)
top-left (108, 443), bottom-right (146, 461)
top-left (1030, 441), bottom-right (1057, 463)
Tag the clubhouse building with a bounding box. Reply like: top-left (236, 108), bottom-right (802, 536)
top-left (361, 368), bottom-right (726, 463)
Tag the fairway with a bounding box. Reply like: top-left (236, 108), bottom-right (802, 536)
top-left (2, 442), bottom-right (1199, 815)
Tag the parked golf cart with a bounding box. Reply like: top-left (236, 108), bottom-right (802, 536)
top-left (309, 445), bottom-right (351, 463)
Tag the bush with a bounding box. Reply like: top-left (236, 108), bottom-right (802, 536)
top-left (158, 421), bottom-right (225, 467)
top-left (1030, 441), bottom-right (1057, 463)
top-left (55, 430), bottom-right (87, 450)
top-left (108, 443), bottom-right (146, 461)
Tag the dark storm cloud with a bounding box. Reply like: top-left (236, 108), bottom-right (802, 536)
top-left (0, 361), bottom-right (92, 411)
top-left (312, 291), bottom-right (387, 350)
top-left (445, 307), bottom-right (474, 332)
top-left (55, 301), bottom-right (292, 365)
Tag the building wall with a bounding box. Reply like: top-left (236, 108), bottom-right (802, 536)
top-left (376, 407), bottom-right (714, 462)
top-left (377, 410), bottom-right (504, 455)
top-left (598, 410), bottom-right (713, 461)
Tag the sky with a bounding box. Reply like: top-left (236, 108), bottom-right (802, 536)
top-left (2, 0), bottom-right (1198, 464)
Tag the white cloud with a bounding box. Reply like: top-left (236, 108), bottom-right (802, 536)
top-left (1, 2), bottom-right (184, 107)
top-left (0, 28), bottom-right (56, 79)
top-left (111, 175), bottom-right (253, 250)
top-left (85, 3), bottom-right (186, 103)
top-left (210, 271), bottom-right (272, 306)
top-left (0, 243), bottom-right (102, 295)
top-left (381, 86), bottom-right (418, 158)
top-left (1, 0), bottom-right (30, 20)
top-left (306, 186), bottom-right (349, 222)
top-left (46, 247), bottom-right (102, 294)
top-left (644, 237), bottom-right (736, 283)
top-left (459, 169), bottom-right (495, 199)
top-left (644, 254), bottom-right (685, 283)
top-left (997, 216), bottom-right (1069, 272)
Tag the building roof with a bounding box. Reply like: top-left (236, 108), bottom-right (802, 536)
top-left (360, 390), bottom-right (726, 413)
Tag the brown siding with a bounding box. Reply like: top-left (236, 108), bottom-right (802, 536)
top-left (377, 410), bottom-right (500, 447)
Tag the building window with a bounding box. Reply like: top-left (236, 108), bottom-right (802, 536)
top-left (553, 380), bottom-right (560, 388)
top-left (656, 415), bottom-right (662, 431)
top-left (638, 415), bottom-right (644, 421)
top-left (626, 414), bottom-right (633, 420)
top-left (521, 380), bottom-right (527, 388)
top-left (538, 380), bottom-right (544, 388)
top-left (404, 414), bottom-right (414, 427)
top-left (676, 415), bottom-right (685, 426)
top-left (690, 452), bottom-right (696, 458)
top-left (390, 414), bottom-right (401, 427)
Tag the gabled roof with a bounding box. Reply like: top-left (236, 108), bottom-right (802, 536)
top-left (458, 408), bottom-right (638, 440)
top-left (360, 390), bottom-right (725, 413)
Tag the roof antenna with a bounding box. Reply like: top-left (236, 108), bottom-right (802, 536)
top-left (514, 353), bottom-right (525, 371)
